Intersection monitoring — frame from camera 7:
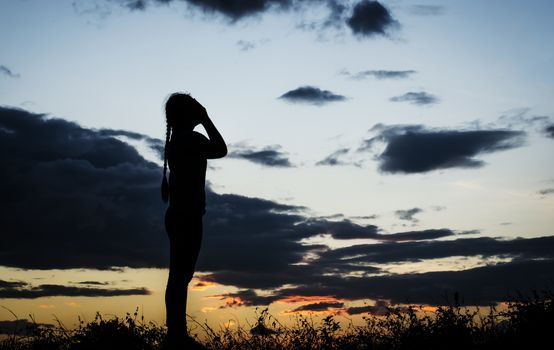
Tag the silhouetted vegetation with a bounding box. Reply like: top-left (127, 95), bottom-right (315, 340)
top-left (1, 291), bottom-right (552, 350)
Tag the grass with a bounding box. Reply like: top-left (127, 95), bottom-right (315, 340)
top-left (1, 290), bottom-right (552, 350)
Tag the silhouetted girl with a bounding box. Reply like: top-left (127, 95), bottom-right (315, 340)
top-left (161, 93), bottom-right (227, 347)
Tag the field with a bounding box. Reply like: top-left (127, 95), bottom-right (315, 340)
top-left (1, 291), bottom-right (551, 350)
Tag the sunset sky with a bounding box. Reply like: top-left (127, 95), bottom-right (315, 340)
top-left (1, 0), bottom-right (554, 332)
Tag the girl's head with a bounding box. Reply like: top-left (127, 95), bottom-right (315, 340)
top-left (162, 92), bottom-right (202, 203)
top-left (165, 92), bottom-right (202, 130)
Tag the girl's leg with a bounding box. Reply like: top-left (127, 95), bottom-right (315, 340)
top-left (165, 211), bottom-right (203, 342)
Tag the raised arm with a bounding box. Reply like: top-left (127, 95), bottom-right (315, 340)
top-left (198, 104), bottom-right (227, 159)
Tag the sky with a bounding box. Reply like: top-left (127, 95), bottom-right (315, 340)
top-left (1, 0), bottom-right (554, 333)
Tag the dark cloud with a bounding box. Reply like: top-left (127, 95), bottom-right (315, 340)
top-left (111, 0), bottom-right (292, 21)
top-left (76, 281), bottom-right (110, 285)
top-left (492, 109), bottom-right (551, 130)
top-left (105, 1), bottom-right (402, 39)
top-left (236, 38), bottom-right (269, 51)
top-left (97, 128), bottom-right (165, 158)
top-left (97, 128), bottom-right (147, 140)
top-left (351, 214), bottom-right (379, 220)
top-left (124, 0), bottom-right (148, 11)
top-left (545, 125), bottom-right (554, 138)
top-left (217, 289), bottom-right (284, 307)
top-left (321, 0), bottom-right (349, 28)
top-left (390, 91), bottom-right (439, 105)
top-left (316, 148), bottom-right (349, 166)
top-left (236, 40), bottom-right (256, 51)
top-left (320, 236), bottom-right (554, 265)
top-left (0, 106), bottom-right (167, 270)
top-left (296, 258), bottom-right (554, 306)
top-left (361, 124), bottom-right (525, 174)
top-left (376, 228), bottom-right (456, 242)
top-left (0, 280), bottom-right (27, 288)
top-left (0, 279), bottom-right (150, 299)
top-left (185, 0), bottom-right (291, 21)
top-left (2, 106), bottom-right (553, 307)
top-left (342, 69), bottom-right (416, 80)
top-left (408, 5), bottom-right (445, 16)
top-left (217, 258), bottom-right (554, 307)
top-left (72, 0), bottom-right (112, 20)
top-left (395, 207), bottom-right (423, 222)
top-left (0, 65), bottom-right (20, 78)
top-left (290, 301), bottom-right (344, 312)
top-left (346, 300), bottom-right (389, 315)
top-left (538, 188), bottom-right (554, 196)
top-left (346, 0), bottom-right (397, 37)
top-left (306, 220), bottom-right (380, 240)
top-left (279, 86), bottom-right (346, 106)
top-left (228, 144), bottom-right (293, 167)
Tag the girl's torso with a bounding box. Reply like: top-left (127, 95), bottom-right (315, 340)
top-left (168, 130), bottom-right (207, 215)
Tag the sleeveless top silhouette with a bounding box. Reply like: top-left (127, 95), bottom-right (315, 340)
top-left (167, 129), bottom-right (209, 215)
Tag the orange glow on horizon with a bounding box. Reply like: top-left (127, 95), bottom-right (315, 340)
top-left (419, 305), bottom-right (439, 313)
top-left (281, 308), bottom-right (345, 316)
top-left (274, 295), bottom-right (341, 305)
top-left (190, 278), bottom-right (218, 291)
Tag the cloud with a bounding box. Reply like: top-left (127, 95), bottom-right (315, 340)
top-left (0, 280), bottom-right (26, 288)
top-left (236, 38), bottom-right (269, 51)
top-left (320, 0), bottom-right (349, 29)
top-left (341, 69), bottom-right (416, 80)
top-left (361, 124), bottom-right (525, 174)
top-left (351, 214), bottom-right (379, 220)
top-left (0, 106), bottom-right (167, 270)
top-left (538, 188), bottom-right (554, 196)
top-left (2, 106), bottom-right (553, 307)
top-left (0, 279), bottom-right (150, 299)
top-left (111, 0), bottom-right (293, 21)
top-left (104, 1), bottom-right (403, 39)
top-left (0, 65), bottom-right (20, 78)
top-left (301, 258), bottom-right (554, 306)
top-left (346, 0), bottom-right (397, 37)
top-left (289, 301), bottom-right (344, 312)
top-left (346, 300), bottom-right (389, 315)
top-left (215, 290), bottom-right (283, 307)
top-left (279, 86), bottom-right (346, 105)
top-left (545, 125), bottom-right (554, 138)
top-left (320, 236), bottom-right (554, 265)
top-left (390, 91), bottom-right (439, 105)
top-left (76, 281), bottom-right (110, 285)
top-left (216, 257), bottom-right (554, 307)
top-left (237, 40), bottom-right (256, 51)
top-left (185, 0), bottom-right (292, 21)
top-left (97, 128), bottom-right (164, 155)
top-left (376, 228), bottom-right (456, 242)
top-left (491, 109), bottom-right (552, 133)
top-left (305, 220), bottom-right (380, 240)
top-left (228, 144), bottom-right (293, 167)
top-left (72, 0), bottom-right (112, 22)
top-left (408, 5), bottom-right (445, 16)
top-left (395, 207), bottom-right (423, 222)
top-left (316, 148), bottom-right (350, 166)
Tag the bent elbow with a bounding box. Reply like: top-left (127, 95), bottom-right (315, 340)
top-left (208, 145), bottom-right (227, 159)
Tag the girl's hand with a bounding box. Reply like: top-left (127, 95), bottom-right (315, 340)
top-left (194, 99), bottom-right (210, 125)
